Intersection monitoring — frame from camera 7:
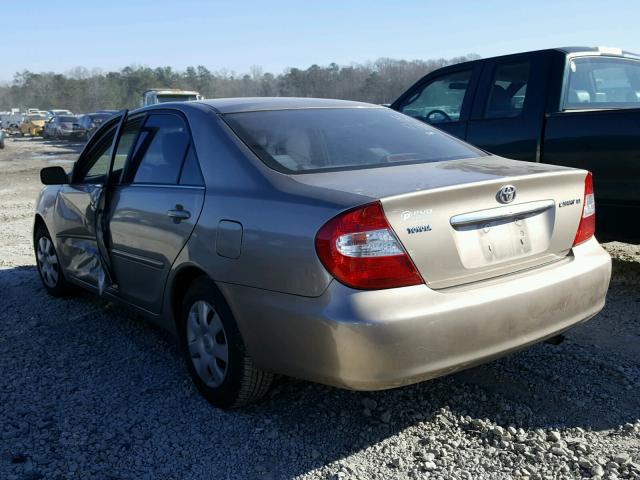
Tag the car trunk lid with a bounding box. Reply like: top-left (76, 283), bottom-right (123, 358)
top-left (293, 155), bottom-right (588, 289)
top-left (380, 167), bottom-right (587, 289)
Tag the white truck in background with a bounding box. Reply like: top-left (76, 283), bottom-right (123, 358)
top-left (141, 89), bottom-right (203, 107)
top-left (0, 108), bottom-right (24, 129)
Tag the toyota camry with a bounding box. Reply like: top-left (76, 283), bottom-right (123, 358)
top-left (34, 98), bottom-right (612, 408)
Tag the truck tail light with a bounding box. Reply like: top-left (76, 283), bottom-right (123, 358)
top-left (573, 171), bottom-right (596, 246)
top-left (315, 201), bottom-right (423, 290)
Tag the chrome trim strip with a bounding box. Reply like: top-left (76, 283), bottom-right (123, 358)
top-left (56, 233), bottom-right (96, 241)
top-left (118, 184), bottom-right (205, 190)
top-left (450, 200), bottom-right (555, 227)
top-left (111, 248), bottom-right (165, 269)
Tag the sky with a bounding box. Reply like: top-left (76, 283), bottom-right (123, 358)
top-left (1, 0), bottom-right (638, 82)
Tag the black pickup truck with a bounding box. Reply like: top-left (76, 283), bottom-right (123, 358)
top-left (391, 46), bottom-right (640, 243)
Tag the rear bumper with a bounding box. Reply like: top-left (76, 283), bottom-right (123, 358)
top-left (219, 237), bottom-right (611, 390)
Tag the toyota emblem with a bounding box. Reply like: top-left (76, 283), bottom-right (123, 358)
top-left (497, 185), bottom-right (516, 204)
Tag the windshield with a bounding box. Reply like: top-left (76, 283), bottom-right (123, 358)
top-left (223, 107), bottom-right (484, 173)
top-left (26, 115), bottom-right (46, 121)
top-left (565, 56), bottom-right (640, 109)
top-left (57, 116), bottom-right (76, 122)
top-left (157, 95), bottom-right (198, 103)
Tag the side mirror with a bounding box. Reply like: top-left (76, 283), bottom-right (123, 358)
top-left (40, 166), bottom-right (69, 185)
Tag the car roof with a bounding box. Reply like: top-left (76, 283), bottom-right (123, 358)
top-left (445, 46), bottom-right (640, 69)
top-left (197, 97), bottom-right (379, 114)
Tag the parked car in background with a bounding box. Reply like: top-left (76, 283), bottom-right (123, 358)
top-left (392, 46), bottom-right (640, 243)
top-left (42, 115), bottom-right (85, 140)
top-left (77, 112), bottom-right (117, 140)
top-left (46, 109), bottom-right (74, 121)
top-left (0, 108), bottom-right (24, 130)
top-left (19, 113), bottom-right (47, 136)
top-left (34, 98), bottom-right (611, 408)
top-left (141, 88), bottom-right (202, 107)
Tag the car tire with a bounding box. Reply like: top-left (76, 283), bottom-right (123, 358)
top-left (179, 277), bottom-right (273, 408)
top-left (0, 137), bottom-right (4, 149)
top-left (34, 223), bottom-right (75, 297)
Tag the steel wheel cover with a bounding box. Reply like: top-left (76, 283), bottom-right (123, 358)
top-left (186, 300), bottom-right (229, 388)
top-left (36, 236), bottom-right (59, 288)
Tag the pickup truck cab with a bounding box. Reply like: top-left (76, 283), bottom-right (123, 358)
top-left (391, 47), bottom-right (640, 242)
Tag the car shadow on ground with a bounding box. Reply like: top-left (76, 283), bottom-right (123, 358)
top-left (0, 261), bottom-right (638, 478)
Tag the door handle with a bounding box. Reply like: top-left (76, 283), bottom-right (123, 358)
top-left (167, 205), bottom-right (191, 223)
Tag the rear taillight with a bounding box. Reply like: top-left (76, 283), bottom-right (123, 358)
top-left (573, 171), bottom-right (596, 246)
top-left (315, 201), bottom-right (423, 290)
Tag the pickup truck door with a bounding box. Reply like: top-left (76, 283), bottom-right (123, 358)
top-left (542, 54), bottom-right (640, 241)
top-left (465, 52), bottom-right (551, 162)
top-left (391, 64), bottom-right (482, 139)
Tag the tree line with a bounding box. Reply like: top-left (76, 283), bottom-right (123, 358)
top-left (0, 54), bottom-right (480, 113)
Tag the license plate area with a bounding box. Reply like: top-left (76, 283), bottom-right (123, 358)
top-left (452, 210), bottom-right (554, 269)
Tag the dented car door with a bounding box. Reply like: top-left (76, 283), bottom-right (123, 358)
top-left (53, 116), bottom-right (124, 291)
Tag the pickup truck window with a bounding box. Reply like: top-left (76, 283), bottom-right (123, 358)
top-left (397, 70), bottom-right (472, 124)
top-left (485, 61), bottom-right (530, 119)
top-left (564, 57), bottom-right (640, 109)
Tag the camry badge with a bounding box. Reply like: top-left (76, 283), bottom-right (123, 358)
top-left (497, 185), bottom-right (516, 204)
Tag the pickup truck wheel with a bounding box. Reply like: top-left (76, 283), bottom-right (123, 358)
top-left (34, 223), bottom-right (75, 297)
top-left (180, 278), bottom-right (273, 408)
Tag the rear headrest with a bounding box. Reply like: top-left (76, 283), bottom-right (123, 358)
top-left (569, 90), bottom-right (591, 104)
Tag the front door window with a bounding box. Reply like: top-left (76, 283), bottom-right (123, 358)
top-left (398, 70), bottom-right (472, 124)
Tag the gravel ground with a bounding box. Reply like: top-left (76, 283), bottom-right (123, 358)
top-left (1, 136), bottom-right (639, 480)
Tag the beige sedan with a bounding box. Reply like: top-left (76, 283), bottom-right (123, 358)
top-left (34, 98), bottom-right (611, 408)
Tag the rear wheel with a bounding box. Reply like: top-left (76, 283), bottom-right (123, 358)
top-left (34, 223), bottom-right (75, 296)
top-left (179, 278), bottom-right (273, 408)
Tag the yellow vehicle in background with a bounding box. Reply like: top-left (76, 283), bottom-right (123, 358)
top-left (19, 113), bottom-right (47, 136)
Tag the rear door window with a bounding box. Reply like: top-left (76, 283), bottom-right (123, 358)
top-left (564, 57), bottom-right (640, 109)
top-left (124, 114), bottom-right (191, 185)
top-left (178, 145), bottom-right (204, 186)
top-left (485, 61), bottom-right (530, 118)
top-left (397, 70), bottom-right (472, 124)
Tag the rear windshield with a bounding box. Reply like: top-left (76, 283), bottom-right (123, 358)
top-left (223, 107), bottom-right (484, 173)
top-left (57, 115), bottom-right (76, 122)
top-left (565, 56), bottom-right (640, 109)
